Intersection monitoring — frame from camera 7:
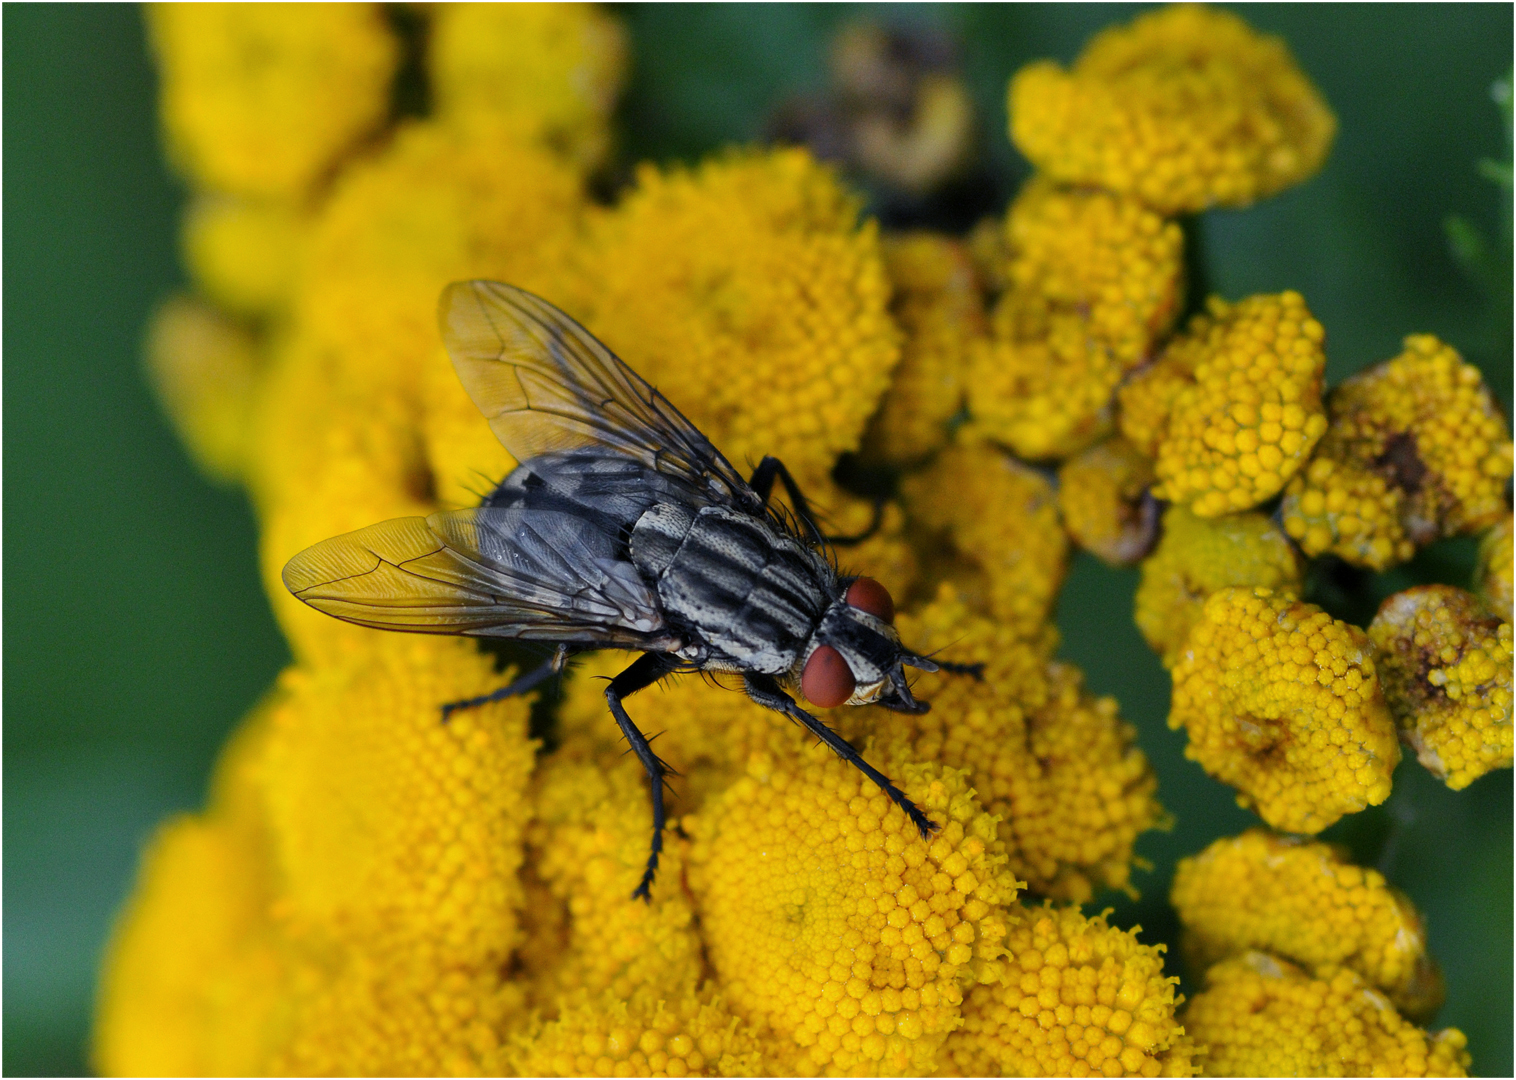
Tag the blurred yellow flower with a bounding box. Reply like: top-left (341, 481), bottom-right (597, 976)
top-left (1369, 585), bottom-right (1513, 790)
top-left (1282, 335), bottom-right (1514, 570)
top-left (1171, 829), bottom-right (1443, 1021)
top-left (1182, 952), bottom-right (1469, 1078)
top-left (1475, 515), bottom-right (1515, 623)
top-left (1009, 4), bottom-right (1335, 214)
top-left (181, 194), bottom-right (308, 319)
top-left (1169, 587), bottom-right (1400, 833)
top-left (1057, 436), bottom-right (1159, 567)
top-left (1133, 505), bottom-right (1301, 669)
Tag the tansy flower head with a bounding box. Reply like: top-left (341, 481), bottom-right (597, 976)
top-left (1142, 292), bottom-right (1330, 517)
top-left (1057, 436), bottom-right (1160, 567)
top-left (1368, 585), bottom-right (1514, 790)
top-left (948, 903), bottom-right (1195, 1078)
top-left (1169, 587), bottom-right (1400, 833)
top-left (861, 233), bottom-right (983, 467)
top-left (144, 295), bottom-right (263, 486)
top-left (966, 180), bottom-right (1184, 460)
top-left (841, 589), bottom-right (1162, 903)
top-left (429, 2), bottom-right (628, 171)
top-left (1008, 4), bottom-right (1335, 214)
top-left (1183, 952), bottom-right (1470, 1078)
top-left (902, 440), bottom-right (1068, 636)
top-left (181, 194), bottom-right (307, 319)
top-left (577, 148), bottom-right (899, 496)
top-left (147, 3), bottom-right (399, 198)
top-left (1475, 515), bottom-right (1514, 622)
top-left (685, 742), bottom-right (1020, 1076)
top-left (1282, 335), bottom-right (1514, 570)
top-left (1170, 830), bottom-right (1443, 1021)
top-left (1134, 505), bottom-right (1302, 668)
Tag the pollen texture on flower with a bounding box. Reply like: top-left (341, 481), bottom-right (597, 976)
top-left (966, 180), bottom-right (1183, 460)
top-left (948, 903), bottom-right (1196, 1078)
top-left (1475, 515), bottom-right (1514, 623)
top-left (1282, 334), bottom-right (1515, 570)
top-left (1145, 292), bottom-right (1330, 517)
top-left (1057, 436), bottom-right (1159, 567)
top-left (1170, 829), bottom-right (1443, 1021)
top-left (1368, 585), bottom-right (1514, 790)
top-left (685, 744), bottom-right (1020, 1076)
top-left (1008, 3), bottom-right (1335, 214)
top-left (1182, 952), bottom-right (1470, 1078)
top-left (1169, 587), bottom-right (1400, 833)
top-left (902, 440), bottom-right (1068, 636)
top-left (1134, 505), bottom-right (1302, 669)
top-left (862, 233), bottom-right (983, 466)
top-left (146, 2), bottom-right (399, 198)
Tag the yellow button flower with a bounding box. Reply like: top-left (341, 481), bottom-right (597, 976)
top-left (1144, 292), bottom-right (1330, 517)
top-left (862, 233), bottom-right (983, 466)
top-left (685, 742), bottom-right (1020, 1076)
top-left (1183, 952), bottom-right (1470, 1077)
top-left (1134, 505), bottom-right (1302, 669)
top-left (967, 181), bottom-right (1184, 460)
top-left (1475, 515), bottom-right (1514, 623)
top-left (1169, 587), bottom-right (1400, 834)
top-left (429, 2), bottom-right (628, 172)
top-left (1171, 830), bottom-right (1443, 1021)
top-left (854, 589), bottom-right (1163, 903)
top-left (181, 194), bottom-right (307, 319)
top-left (1282, 335), bottom-right (1514, 570)
top-left (902, 440), bottom-right (1068, 637)
top-left (147, 3), bottom-right (399, 198)
top-left (948, 903), bottom-right (1195, 1078)
top-left (1058, 436), bottom-right (1159, 567)
top-left (1369, 585), bottom-right (1514, 790)
top-left (1009, 4), bottom-right (1335, 214)
top-left (578, 148), bottom-right (900, 495)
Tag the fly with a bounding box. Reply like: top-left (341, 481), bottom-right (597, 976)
top-left (282, 281), bottom-right (982, 900)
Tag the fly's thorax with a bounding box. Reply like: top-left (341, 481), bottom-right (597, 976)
top-left (634, 502), bottom-right (832, 675)
top-left (802, 601), bottom-right (905, 706)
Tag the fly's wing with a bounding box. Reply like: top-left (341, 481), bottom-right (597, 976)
top-left (281, 508), bottom-right (674, 648)
top-left (439, 281), bottom-right (754, 511)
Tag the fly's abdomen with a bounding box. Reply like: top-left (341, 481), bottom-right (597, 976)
top-left (632, 503), bottom-right (827, 673)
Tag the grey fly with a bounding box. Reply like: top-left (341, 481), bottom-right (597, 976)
top-left (282, 281), bottom-right (982, 900)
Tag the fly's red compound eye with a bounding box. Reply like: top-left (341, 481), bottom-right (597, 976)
top-left (801, 645), bottom-right (856, 709)
top-left (845, 577), bottom-right (895, 623)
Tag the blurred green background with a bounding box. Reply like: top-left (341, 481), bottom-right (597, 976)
top-left (5, 4), bottom-right (1510, 1075)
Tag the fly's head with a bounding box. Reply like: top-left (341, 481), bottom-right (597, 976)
top-left (798, 577), bottom-right (940, 714)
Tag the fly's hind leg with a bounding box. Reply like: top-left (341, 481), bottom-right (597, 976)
top-left (605, 652), bottom-right (683, 901)
top-left (440, 644), bottom-right (569, 722)
top-left (743, 672), bottom-right (935, 839)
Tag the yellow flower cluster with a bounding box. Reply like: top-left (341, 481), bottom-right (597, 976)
top-left (901, 439), bottom-right (1068, 636)
top-left (1057, 437), bottom-right (1159, 567)
top-left (1169, 587), bottom-right (1400, 833)
top-left (967, 180), bottom-right (1183, 460)
top-left (1170, 830), bottom-right (1443, 1021)
top-left (948, 904), bottom-right (1195, 1077)
top-left (1182, 953), bottom-right (1470, 1078)
top-left (1134, 505), bottom-right (1302, 668)
top-left (1282, 335), bottom-right (1514, 570)
top-left (1475, 515), bottom-right (1514, 622)
top-left (1008, 4), bottom-right (1335, 214)
top-left (1128, 292), bottom-right (1330, 517)
top-left (862, 233), bottom-right (983, 466)
top-left (1369, 586), bottom-right (1514, 790)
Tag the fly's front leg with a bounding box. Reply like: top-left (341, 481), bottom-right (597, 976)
top-left (747, 455), bottom-right (884, 547)
top-left (935, 660), bottom-right (985, 680)
top-left (440, 644), bottom-right (569, 722)
top-left (742, 672), bottom-right (935, 839)
top-left (605, 652), bottom-right (682, 901)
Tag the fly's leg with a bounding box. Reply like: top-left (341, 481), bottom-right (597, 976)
top-left (440, 644), bottom-right (570, 722)
top-left (935, 660), bottom-right (986, 680)
top-left (747, 456), bottom-right (887, 548)
top-left (742, 672), bottom-right (935, 839)
top-left (605, 652), bottom-right (682, 901)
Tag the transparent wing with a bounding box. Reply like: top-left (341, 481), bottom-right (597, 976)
top-left (281, 508), bottom-right (674, 647)
top-left (438, 280), bottom-right (753, 510)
